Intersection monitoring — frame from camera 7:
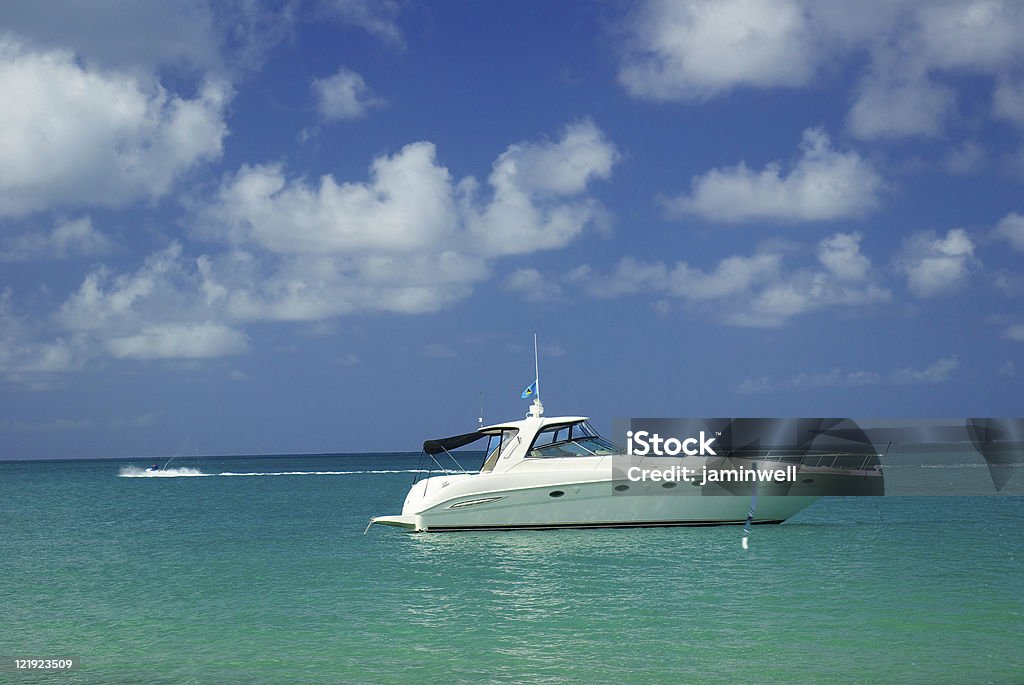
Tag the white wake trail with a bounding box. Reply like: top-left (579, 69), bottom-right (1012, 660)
top-left (119, 467), bottom-right (473, 478)
top-left (119, 466), bottom-right (210, 478)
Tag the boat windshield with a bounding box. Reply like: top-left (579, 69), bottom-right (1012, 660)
top-left (480, 428), bottom-right (520, 472)
top-left (528, 421), bottom-right (621, 458)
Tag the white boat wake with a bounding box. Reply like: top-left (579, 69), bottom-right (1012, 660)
top-left (119, 467), bottom-right (471, 478)
top-left (119, 466), bottom-right (210, 478)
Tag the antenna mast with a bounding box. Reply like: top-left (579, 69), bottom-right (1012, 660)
top-left (528, 333), bottom-right (544, 418)
top-left (534, 333), bottom-right (541, 404)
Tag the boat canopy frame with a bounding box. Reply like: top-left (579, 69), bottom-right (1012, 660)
top-left (415, 429), bottom-right (496, 482)
top-left (422, 430), bottom-right (488, 455)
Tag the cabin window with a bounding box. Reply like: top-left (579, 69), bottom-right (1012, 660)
top-left (527, 421), bottom-right (621, 458)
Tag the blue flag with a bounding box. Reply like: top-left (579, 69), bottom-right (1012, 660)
top-left (521, 380), bottom-right (537, 399)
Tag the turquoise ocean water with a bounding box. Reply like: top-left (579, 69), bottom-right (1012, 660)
top-left (1, 453), bottom-right (1022, 684)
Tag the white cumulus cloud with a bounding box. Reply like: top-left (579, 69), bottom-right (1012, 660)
top-left (568, 232), bottom-right (888, 328)
top-left (10, 121), bottom-right (618, 369)
top-left (898, 228), bottom-right (978, 298)
top-left (54, 243), bottom-right (249, 361)
top-left (207, 142), bottom-right (458, 255)
top-left (847, 68), bottom-right (956, 140)
top-left (617, 0), bottom-right (816, 101)
top-left (993, 212), bottom-right (1024, 251)
top-left (504, 268), bottom-right (563, 302)
top-left (312, 66), bottom-right (385, 121)
top-left (200, 250), bottom-right (490, 321)
top-left (665, 128), bottom-right (883, 223)
top-left (581, 257), bottom-right (669, 299)
top-left (195, 120), bottom-right (617, 321)
top-left (107, 322), bottom-right (248, 360)
top-left (463, 120), bottom-right (618, 256)
top-left (616, 0), bottom-right (1024, 140)
top-left (669, 253), bottom-right (781, 301)
top-left (205, 120), bottom-right (617, 259)
top-left (0, 36), bottom-right (230, 217)
top-left (818, 232), bottom-right (870, 281)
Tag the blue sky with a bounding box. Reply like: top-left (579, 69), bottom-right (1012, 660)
top-left (1, 0), bottom-right (1023, 459)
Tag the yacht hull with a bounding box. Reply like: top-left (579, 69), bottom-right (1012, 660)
top-left (374, 466), bottom-right (834, 532)
top-left (369, 410), bottom-right (883, 533)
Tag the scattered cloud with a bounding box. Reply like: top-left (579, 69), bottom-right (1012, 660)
top-left (847, 66), bottom-right (955, 140)
top-left (944, 140), bottom-right (986, 175)
top-left (0, 2), bottom-right (222, 76)
top-left (206, 142), bottom-right (458, 255)
top-left (53, 243), bottom-right (249, 362)
top-left (993, 78), bottom-right (1024, 128)
top-left (24, 121), bottom-right (618, 373)
top-left (898, 228), bottom-right (978, 298)
top-left (0, 36), bottom-right (230, 217)
top-left (504, 268), bottom-right (563, 302)
top-left (297, 126), bottom-right (319, 145)
top-left (0, 333), bottom-right (81, 381)
top-left (664, 128), bottom-right (883, 223)
top-left (0, 288), bottom-right (84, 381)
top-left (0, 217), bottom-right (114, 262)
top-left (736, 355), bottom-right (960, 394)
top-left (57, 244), bottom-right (195, 333)
top-left (577, 256), bottom-right (669, 299)
top-left (617, 0), bottom-right (816, 101)
top-left (312, 66), bottom-right (385, 121)
top-left (106, 322), bottom-right (249, 360)
top-left (0, 1), bottom-right (303, 78)
top-left (651, 299), bottom-right (672, 317)
top-left (617, 1), bottom-right (1024, 140)
top-left (673, 253), bottom-right (782, 302)
top-left (993, 270), bottom-right (1024, 296)
top-left (1005, 324), bottom-right (1024, 342)
top-left (204, 120), bottom-right (616, 258)
top-left (570, 232), bottom-right (889, 328)
top-left (817, 232), bottom-right (870, 281)
top-left (993, 212), bottom-right (1024, 251)
top-left (999, 361), bottom-right (1015, 377)
top-left (192, 120), bottom-right (617, 322)
top-left (463, 120), bottom-right (618, 256)
top-left (212, 251), bottom-right (489, 320)
top-left (321, 0), bottom-right (405, 48)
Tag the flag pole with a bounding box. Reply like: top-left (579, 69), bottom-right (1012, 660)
top-left (534, 333), bottom-right (540, 404)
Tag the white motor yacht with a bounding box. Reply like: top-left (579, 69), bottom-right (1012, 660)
top-left (368, 398), bottom-right (882, 532)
